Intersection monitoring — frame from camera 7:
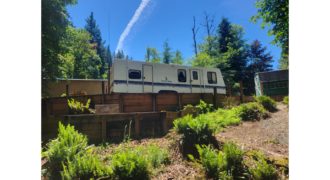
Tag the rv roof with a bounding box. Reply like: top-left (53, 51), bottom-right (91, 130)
top-left (113, 59), bottom-right (219, 70)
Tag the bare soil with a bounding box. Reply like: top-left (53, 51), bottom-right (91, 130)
top-left (216, 103), bottom-right (289, 158)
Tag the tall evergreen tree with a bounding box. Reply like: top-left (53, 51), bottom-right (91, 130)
top-left (244, 40), bottom-right (273, 95)
top-left (162, 40), bottom-right (172, 64)
top-left (85, 12), bottom-right (107, 78)
top-left (172, 50), bottom-right (183, 65)
top-left (247, 40), bottom-right (273, 73)
top-left (216, 18), bottom-right (248, 89)
top-left (115, 50), bottom-right (125, 59)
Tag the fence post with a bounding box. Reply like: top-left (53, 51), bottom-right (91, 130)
top-left (102, 81), bottom-right (105, 104)
top-left (152, 94), bottom-right (156, 112)
top-left (177, 93), bottom-right (182, 110)
top-left (213, 87), bottom-right (218, 109)
top-left (66, 84), bottom-right (69, 97)
top-left (134, 113), bottom-right (141, 138)
top-left (101, 119), bottom-right (107, 142)
top-left (161, 112), bottom-right (167, 134)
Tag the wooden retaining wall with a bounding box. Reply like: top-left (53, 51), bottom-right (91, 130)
top-left (42, 93), bottom-right (285, 144)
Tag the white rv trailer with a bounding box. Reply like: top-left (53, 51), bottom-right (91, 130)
top-left (109, 59), bottom-right (226, 94)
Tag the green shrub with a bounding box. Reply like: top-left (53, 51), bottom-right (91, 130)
top-left (195, 145), bottom-right (227, 179)
top-left (254, 96), bottom-right (277, 112)
top-left (196, 100), bottom-right (214, 114)
top-left (67, 98), bottom-right (92, 114)
top-left (182, 104), bottom-right (198, 117)
top-left (249, 152), bottom-right (277, 180)
top-left (234, 102), bottom-right (268, 121)
top-left (210, 109), bottom-right (241, 128)
top-left (195, 142), bottom-right (246, 179)
top-left (283, 96), bottom-right (289, 105)
top-left (42, 122), bottom-right (88, 179)
top-left (221, 97), bottom-right (240, 109)
top-left (61, 152), bottom-right (113, 180)
top-left (174, 114), bottom-right (219, 157)
top-left (108, 144), bottom-right (169, 179)
top-left (110, 149), bottom-right (150, 180)
top-left (223, 142), bottom-right (245, 178)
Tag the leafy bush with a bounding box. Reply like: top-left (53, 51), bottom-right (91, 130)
top-left (67, 98), bottom-right (92, 114)
top-left (283, 96), bottom-right (289, 105)
top-left (182, 104), bottom-right (198, 117)
top-left (195, 142), bottom-right (246, 179)
top-left (42, 122), bottom-right (88, 179)
top-left (195, 145), bottom-right (227, 179)
top-left (196, 100), bottom-right (214, 114)
top-left (208, 109), bottom-right (241, 128)
top-left (248, 152), bottom-right (277, 180)
top-left (111, 149), bottom-right (149, 180)
top-left (254, 96), bottom-right (277, 112)
top-left (223, 142), bottom-right (245, 178)
top-left (108, 144), bottom-right (169, 179)
top-left (234, 102), bottom-right (268, 121)
top-left (61, 152), bottom-right (113, 180)
top-left (174, 114), bottom-right (219, 157)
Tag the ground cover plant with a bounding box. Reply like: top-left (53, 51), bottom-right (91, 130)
top-left (254, 95), bottom-right (277, 112)
top-left (283, 96), bottom-right (289, 105)
top-left (233, 102), bottom-right (268, 121)
top-left (67, 98), bottom-right (93, 114)
top-left (107, 144), bottom-right (169, 179)
top-left (42, 122), bottom-right (111, 179)
top-left (42, 123), bottom-right (169, 180)
top-left (193, 142), bottom-right (247, 179)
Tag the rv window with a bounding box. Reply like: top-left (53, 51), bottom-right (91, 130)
top-left (128, 69), bottom-right (141, 79)
top-left (178, 69), bottom-right (187, 82)
top-left (192, 71), bottom-right (198, 80)
top-left (207, 72), bottom-right (217, 84)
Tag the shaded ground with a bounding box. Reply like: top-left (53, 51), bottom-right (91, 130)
top-left (216, 103), bottom-right (288, 158)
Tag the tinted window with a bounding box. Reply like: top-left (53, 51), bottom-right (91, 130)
top-left (207, 72), bottom-right (217, 84)
top-left (192, 71), bottom-right (198, 80)
top-left (128, 69), bottom-right (141, 79)
top-left (178, 69), bottom-right (187, 82)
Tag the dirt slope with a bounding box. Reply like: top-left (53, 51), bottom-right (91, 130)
top-left (216, 103), bottom-right (289, 158)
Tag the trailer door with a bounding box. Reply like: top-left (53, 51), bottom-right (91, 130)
top-left (142, 64), bottom-right (153, 93)
top-left (190, 69), bottom-right (202, 93)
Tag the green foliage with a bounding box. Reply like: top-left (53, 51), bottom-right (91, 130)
top-left (182, 104), bottom-right (199, 117)
top-left (42, 0), bottom-right (77, 96)
top-left (172, 50), bottom-right (184, 65)
top-left (251, 0), bottom-right (289, 69)
top-left (42, 122), bottom-right (88, 179)
top-left (59, 26), bottom-right (102, 79)
top-left (196, 100), bottom-right (214, 114)
top-left (248, 152), bottom-right (277, 180)
top-left (162, 40), bottom-right (172, 64)
top-left (67, 98), bottom-right (92, 114)
top-left (234, 102), bottom-right (268, 121)
top-left (283, 96), bottom-right (289, 105)
top-left (145, 47), bottom-right (161, 63)
top-left (209, 109), bottom-right (241, 128)
top-left (191, 52), bottom-right (215, 67)
top-left (61, 152), bottom-right (113, 179)
top-left (223, 142), bottom-right (245, 178)
top-left (254, 95), bottom-right (277, 112)
top-left (195, 145), bottom-right (227, 179)
top-left (109, 144), bottom-right (169, 179)
top-left (195, 142), bottom-right (246, 179)
top-left (85, 12), bottom-right (108, 78)
top-left (174, 114), bottom-right (219, 156)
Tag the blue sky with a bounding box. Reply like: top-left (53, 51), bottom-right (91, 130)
top-left (67, 0), bottom-right (281, 69)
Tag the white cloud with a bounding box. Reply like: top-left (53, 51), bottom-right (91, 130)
top-left (115, 0), bottom-right (151, 53)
